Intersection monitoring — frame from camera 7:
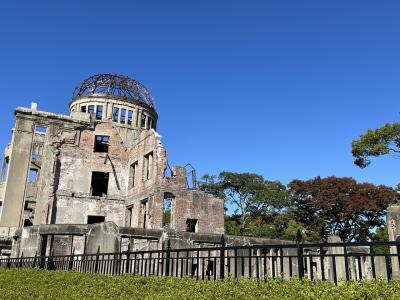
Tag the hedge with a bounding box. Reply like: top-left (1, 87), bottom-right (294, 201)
top-left (0, 268), bottom-right (400, 299)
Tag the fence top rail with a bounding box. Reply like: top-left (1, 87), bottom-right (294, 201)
top-left (1, 240), bottom-right (399, 261)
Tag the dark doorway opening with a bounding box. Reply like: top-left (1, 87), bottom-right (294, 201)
top-left (186, 219), bottom-right (198, 233)
top-left (87, 215), bottom-right (105, 224)
top-left (23, 219), bottom-right (33, 227)
top-left (91, 172), bottom-right (109, 196)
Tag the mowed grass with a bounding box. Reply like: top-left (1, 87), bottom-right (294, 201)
top-left (0, 268), bottom-right (400, 300)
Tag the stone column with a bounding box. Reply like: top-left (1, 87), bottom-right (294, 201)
top-left (387, 205), bottom-right (400, 279)
top-left (0, 117), bottom-right (34, 228)
top-left (327, 235), bottom-right (347, 283)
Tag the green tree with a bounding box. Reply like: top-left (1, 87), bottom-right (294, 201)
top-left (352, 123), bottom-right (400, 168)
top-left (198, 172), bottom-right (289, 232)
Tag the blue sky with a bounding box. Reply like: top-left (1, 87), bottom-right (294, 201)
top-left (1, 1), bottom-right (400, 188)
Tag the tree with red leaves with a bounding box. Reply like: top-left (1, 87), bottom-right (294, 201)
top-left (289, 176), bottom-right (398, 242)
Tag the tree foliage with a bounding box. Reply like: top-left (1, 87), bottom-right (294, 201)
top-left (289, 176), bottom-right (398, 242)
top-left (199, 172), bottom-right (289, 232)
top-left (352, 123), bottom-right (400, 168)
top-left (200, 172), bottom-right (396, 242)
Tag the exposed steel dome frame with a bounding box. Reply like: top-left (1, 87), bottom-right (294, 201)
top-left (71, 74), bottom-right (156, 110)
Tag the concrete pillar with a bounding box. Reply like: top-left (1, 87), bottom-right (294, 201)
top-left (85, 222), bottom-right (120, 254)
top-left (106, 102), bottom-right (113, 119)
top-left (133, 109), bottom-right (138, 128)
top-left (137, 109), bottom-right (143, 128)
top-left (374, 256), bottom-right (388, 280)
top-left (34, 125), bottom-right (58, 225)
top-left (0, 118), bottom-right (34, 228)
top-left (117, 106), bottom-right (122, 123)
top-left (387, 205), bottom-right (400, 279)
top-left (327, 236), bottom-right (347, 283)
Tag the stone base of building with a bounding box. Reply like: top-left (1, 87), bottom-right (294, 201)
top-left (0, 222), bottom-right (294, 258)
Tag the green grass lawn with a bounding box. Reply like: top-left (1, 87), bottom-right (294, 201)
top-left (0, 268), bottom-right (400, 299)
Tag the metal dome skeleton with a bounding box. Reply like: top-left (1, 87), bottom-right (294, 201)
top-left (71, 74), bottom-right (156, 110)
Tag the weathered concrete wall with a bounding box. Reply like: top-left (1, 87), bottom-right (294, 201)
top-left (56, 195), bottom-right (125, 226)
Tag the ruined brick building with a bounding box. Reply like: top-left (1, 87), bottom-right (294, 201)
top-left (0, 74), bottom-right (225, 256)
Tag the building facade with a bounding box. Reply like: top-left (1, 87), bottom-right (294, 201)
top-left (0, 74), bottom-right (224, 247)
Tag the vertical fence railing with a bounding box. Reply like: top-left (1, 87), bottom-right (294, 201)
top-left (1, 240), bottom-right (400, 283)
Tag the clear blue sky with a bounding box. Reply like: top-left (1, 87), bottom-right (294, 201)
top-left (1, 1), bottom-right (399, 188)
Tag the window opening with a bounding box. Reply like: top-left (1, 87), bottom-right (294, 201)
top-left (1, 157), bottom-right (9, 182)
top-left (94, 135), bottom-right (110, 153)
top-left (127, 110), bottom-right (133, 125)
top-left (113, 107), bottom-right (119, 122)
top-left (35, 126), bottom-right (47, 134)
top-left (129, 161), bottom-right (138, 188)
top-left (144, 152), bottom-right (153, 180)
top-left (121, 108), bottom-right (126, 123)
top-left (0, 202), bottom-right (3, 220)
top-left (81, 106), bottom-right (87, 113)
top-left (141, 199), bottom-right (148, 229)
top-left (87, 215), bottom-right (105, 224)
top-left (141, 113), bottom-right (146, 128)
top-left (91, 172), bottom-right (109, 197)
top-left (163, 193), bottom-right (173, 229)
top-left (28, 169), bottom-right (38, 183)
top-left (96, 105), bottom-right (103, 120)
top-left (88, 105), bottom-right (95, 114)
top-left (186, 219), bottom-right (198, 233)
top-left (126, 206), bottom-right (133, 227)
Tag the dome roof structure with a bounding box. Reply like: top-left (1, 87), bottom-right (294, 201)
top-left (71, 74), bottom-right (156, 110)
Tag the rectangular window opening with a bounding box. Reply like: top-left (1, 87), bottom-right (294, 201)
top-left (144, 152), bottom-right (153, 180)
top-left (186, 219), bottom-right (198, 233)
top-left (127, 110), bottom-right (133, 125)
top-left (129, 161), bottom-right (138, 188)
top-left (163, 194), bottom-right (172, 229)
top-left (81, 106), bottom-right (87, 113)
top-left (0, 202), bottom-right (3, 220)
top-left (96, 105), bottom-right (103, 120)
top-left (91, 172), bottom-right (109, 197)
top-left (94, 135), bottom-right (110, 153)
top-left (35, 126), bottom-right (47, 134)
top-left (141, 199), bottom-right (148, 229)
top-left (113, 107), bottom-right (119, 122)
top-left (1, 157), bottom-right (9, 182)
top-left (126, 206), bottom-right (133, 227)
top-left (87, 215), bottom-right (105, 224)
top-left (28, 168), bottom-right (38, 183)
top-left (141, 113), bottom-right (146, 128)
top-left (120, 108), bottom-right (126, 124)
top-left (88, 105), bottom-right (95, 114)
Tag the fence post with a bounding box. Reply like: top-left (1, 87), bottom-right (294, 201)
top-left (68, 248), bottom-right (75, 271)
top-left (95, 246), bottom-right (100, 273)
top-left (18, 252), bottom-right (24, 268)
top-left (296, 230), bottom-right (304, 279)
top-left (165, 239), bottom-right (171, 276)
top-left (33, 251), bottom-right (37, 268)
top-left (125, 251), bottom-right (131, 274)
top-left (7, 256), bottom-right (11, 269)
top-left (220, 235), bottom-right (225, 280)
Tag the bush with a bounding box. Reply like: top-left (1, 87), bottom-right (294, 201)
top-left (0, 268), bottom-right (400, 299)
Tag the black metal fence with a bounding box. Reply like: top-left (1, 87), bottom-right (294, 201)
top-left (1, 240), bottom-right (400, 284)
